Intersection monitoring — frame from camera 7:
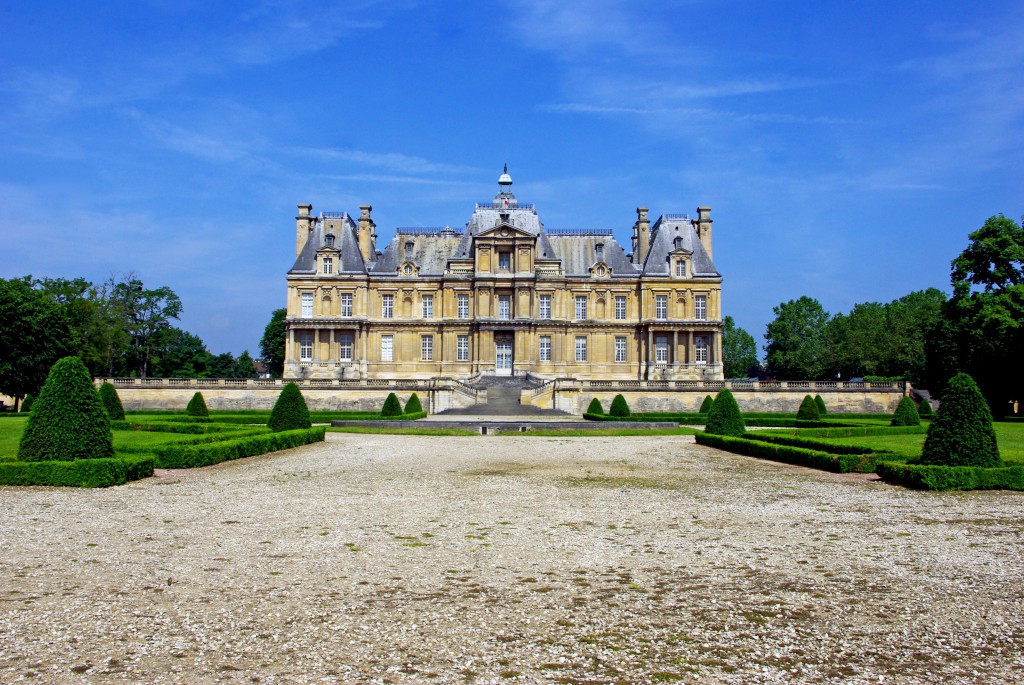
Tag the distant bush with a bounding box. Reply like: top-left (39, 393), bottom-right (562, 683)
top-left (699, 395), bottom-right (714, 414)
top-left (268, 382), bottom-right (312, 432)
top-left (586, 397), bottom-right (604, 415)
top-left (814, 394), bottom-right (827, 416)
top-left (99, 382), bottom-right (125, 420)
top-left (17, 356), bottom-right (114, 462)
top-left (609, 394), bottom-right (631, 417)
top-left (381, 392), bottom-right (403, 417)
top-left (404, 393), bottom-right (423, 415)
top-left (796, 395), bottom-right (820, 421)
top-left (921, 373), bottom-right (1000, 468)
top-left (918, 399), bottom-right (933, 418)
top-left (705, 388), bottom-right (745, 437)
top-left (186, 392), bottom-right (209, 417)
top-left (20, 394), bottom-right (34, 413)
top-left (890, 396), bottom-right (921, 427)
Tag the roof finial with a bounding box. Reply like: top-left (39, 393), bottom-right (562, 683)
top-left (503, 163), bottom-right (508, 174)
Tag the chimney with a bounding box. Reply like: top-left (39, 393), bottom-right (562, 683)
top-left (358, 204), bottom-right (375, 263)
top-left (696, 206), bottom-right (713, 260)
top-left (634, 207), bottom-right (650, 265)
top-left (296, 204), bottom-right (313, 258)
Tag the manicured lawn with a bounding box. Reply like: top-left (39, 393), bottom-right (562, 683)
top-left (0, 416), bottom-right (28, 459)
top-left (800, 422), bottom-right (1024, 464)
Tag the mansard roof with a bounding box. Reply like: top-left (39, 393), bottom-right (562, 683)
top-left (372, 230), bottom-right (464, 276)
top-left (288, 214), bottom-right (365, 275)
top-left (642, 216), bottom-right (719, 277)
top-left (544, 232), bottom-right (635, 276)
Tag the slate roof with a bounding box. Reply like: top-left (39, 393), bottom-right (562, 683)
top-left (641, 216), bottom-right (719, 277)
top-left (288, 214), bottom-right (365, 275)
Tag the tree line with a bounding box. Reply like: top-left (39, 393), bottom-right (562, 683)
top-left (723, 214), bottom-right (1023, 415)
top-left (0, 274), bottom-right (259, 408)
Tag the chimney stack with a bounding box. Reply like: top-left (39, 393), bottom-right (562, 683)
top-left (358, 204), bottom-right (375, 263)
top-left (696, 206), bottom-right (713, 260)
top-left (296, 204), bottom-right (313, 258)
top-left (633, 207), bottom-right (650, 265)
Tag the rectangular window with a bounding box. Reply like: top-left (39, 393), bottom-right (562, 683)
top-left (615, 336), bottom-right (627, 362)
top-left (422, 294), bottom-right (434, 319)
top-left (322, 257), bottom-right (333, 275)
top-left (421, 335), bottom-right (433, 361)
top-left (457, 335), bottom-right (469, 361)
top-left (539, 335), bottom-right (551, 361)
top-left (299, 333), bottom-right (313, 361)
top-left (539, 294), bottom-right (551, 319)
top-left (575, 295), bottom-right (587, 320)
top-left (575, 336), bottom-right (587, 362)
top-left (498, 295), bottom-right (511, 320)
top-left (340, 293), bottom-right (352, 317)
top-left (614, 295), bottom-right (626, 320)
top-left (655, 336), bottom-right (669, 364)
top-left (301, 292), bottom-right (313, 318)
top-left (695, 335), bottom-right (708, 363)
top-left (676, 260), bottom-right (687, 277)
top-left (380, 335), bottom-right (393, 362)
top-left (498, 251), bottom-right (511, 270)
top-left (656, 294), bottom-right (668, 320)
top-left (695, 295), bottom-right (707, 321)
top-left (339, 334), bottom-right (353, 361)
top-left (381, 294), bottom-right (393, 319)
top-left (457, 293), bottom-right (469, 319)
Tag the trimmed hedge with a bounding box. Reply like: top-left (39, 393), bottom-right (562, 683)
top-left (381, 392), bottom-right (403, 417)
top-left (699, 395), bottom-right (714, 414)
top-left (877, 461), bottom-right (1024, 491)
top-left (21, 394), bottom-right (34, 413)
top-left (814, 394), bottom-right (827, 416)
top-left (796, 395), bottom-right (820, 421)
top-left (18, 356), bottom-right (114, 462)
top-left (922, 372), bottom-right (1000, 467)
top-left (610, 394), bottom-right (631, 417)
top-left (99, 382), bottom-right (126, 420)
top-left (796, 425), bottom-right (928, 439)
top-left (153, 427), bottom-right (326, 469)
top-left (705, 388), bottom-right (745, 437)
top-left (111, 420), bottom-right (250, 434)
top-left (404, 393), bottom-right (423, 415)
top-left (116, 429), bottom-right (269, 454)
top-left (918, 399), bottom-right (933, 418)
top-left (186, 392), bottom-right (209, 417)
top-left (742, 431), bottom-right (898, 457)
top-left (890, 396), bottom-right (921, 427)
top-left (268, 382), bottom-right (312, 432)
top-left (695, 431), bottom-right (880, 473)
top-left (586, 398), bottom-right (604, 415)
top-left (0, 454), bottom-right (153, 487)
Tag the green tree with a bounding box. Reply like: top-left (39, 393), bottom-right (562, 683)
top-left (186, 392), bottom-right (209, 417)
top-left (21, 394), bottom-right (34, 413)
top-left (0, 277), bottom-right (73, 408)
top-left (207, 352), bottom-right (236, 378)
top-left (925, 215), bottom-right (1024, 414)
top-left (150, 328), bottom-right (211, 378)
top-left (921, 373), bottom-right (1000, 467)
top-left (704, 388), bottom-right (745, 437)
top-left (98, 382), bottom-right (126, 420)
top-left (609, 394), bottom-right (631, 417)
top-left (233, 350), bottom-right (259, 379)
top-left (698, 395), bottom-right (714, 414)
top-left (17, 357), bottom-right (114, 462)
top-left (404, 393), bottom-right (423, 414)
top-left (796, 395), bottom-right (820, 421)
top-left (381, 392), bottom-right (402, 417)
top-left (586, 397), bottom-right (604, 415)
top-left (764, 297), bottom-right (832, 380)
top-left (112, 275), bottom-right (183, 378)
top-left (260, 308), bottom-right (287, 379)
top-left (268, 382), bottom-right (311, 431)
top-left (722, 316), bottom-right (758, 378)
top-left (918, 399), bottom-right (933, 417)
top-left (890, 396), bottom-right (920, 427)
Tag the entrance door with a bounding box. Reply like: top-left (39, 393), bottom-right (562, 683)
top-left (495, 333), bottom-right (513, 376)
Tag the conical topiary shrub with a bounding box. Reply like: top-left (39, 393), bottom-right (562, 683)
top-left (918, 399), bottom-right (933, 418)
top-left (268, 382), bottom-right (311, 432)
top-left (921, 373), bottom-right (1000, 467)
top-left (20, 394), bottom-right (34, 413)
top-left (890, 396), bottom-right (921, 427)
top-left (796, 395), bottom-right (820, 421)
top-left (186, 391), bottom-right (209, 417)
top-left (98, 382), bottom-right (125, 420)
top-left (404, 393), bottom-right (423, 415)
top-left (704, 388), bottom-right (745, 437)
top-left (17, 357), bottom-right (114, 462)
top-left (699, 395), bottom-right (714, 414)
top-left (609, 394), bottom-right (631, 417)
top-left (814, 394), bottom-right (827, 416)
top-left (586, 397), bottom-right (604, 415)
top-left (381, 392), bottom-right (403, 417)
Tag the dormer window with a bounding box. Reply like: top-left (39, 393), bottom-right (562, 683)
top-left (673, 236), bottom-right (683, 250)
top-left (675, 260), bottom-right (686, 277)
top-left (595, 242), bottom-right (604, 261)
top-left (322, 257), bottom-right (333, 275)
top-left (405, 240), bottom-right (414, 260)
top-left (325, 233), bottom-right (335, 247)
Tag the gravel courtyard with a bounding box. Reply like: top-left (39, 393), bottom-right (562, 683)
top-left (2, 433), bottom-right (1022, 684)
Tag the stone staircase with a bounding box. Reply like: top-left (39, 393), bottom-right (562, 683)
top-left (438, 375), bottom-right (569, 416)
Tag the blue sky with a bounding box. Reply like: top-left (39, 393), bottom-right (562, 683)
top-left (2, 1), bottom-right (1022, 358)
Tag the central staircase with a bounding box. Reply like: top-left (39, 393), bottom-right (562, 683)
top-left (439, 375), bottom-right (569, 416)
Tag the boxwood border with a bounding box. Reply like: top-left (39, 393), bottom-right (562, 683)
top-left (153, 427), bottom-right (326, 469)
top-left (0, 455), bottom-right (154, 488)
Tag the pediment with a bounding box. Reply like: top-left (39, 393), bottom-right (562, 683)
top-left (476, 224), bottom-right (536, 240)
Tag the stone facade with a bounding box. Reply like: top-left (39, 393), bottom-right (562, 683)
top-left (284, 168), bottom-right (724, 382)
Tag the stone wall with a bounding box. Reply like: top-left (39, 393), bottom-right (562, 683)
top-left (568, 390), bottom-right (903, 415)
